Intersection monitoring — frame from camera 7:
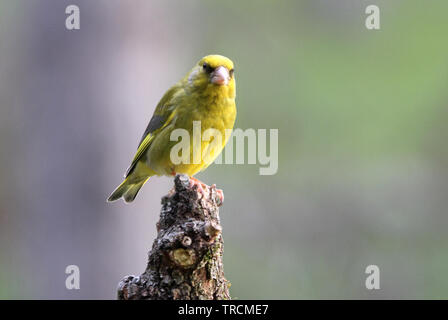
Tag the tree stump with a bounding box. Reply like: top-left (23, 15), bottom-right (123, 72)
top-left (117, 174), bottom-right (230, 300)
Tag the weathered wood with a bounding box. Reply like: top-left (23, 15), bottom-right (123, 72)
top-left (117, 174), bottom-right (230, 300)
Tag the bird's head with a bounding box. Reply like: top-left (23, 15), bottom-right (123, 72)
top-left (186, 55), bottom-right (235, 99)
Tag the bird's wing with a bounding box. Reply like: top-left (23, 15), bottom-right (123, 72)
top-left (125, 85), bottom-right (180, 177)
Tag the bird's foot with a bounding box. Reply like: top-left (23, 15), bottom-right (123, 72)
top-left (189, 177), bottom-right (224, 204)
top-left (189, 176), bottom-right (207, 196)
top-left (211, 184), bottom-right (224, 204)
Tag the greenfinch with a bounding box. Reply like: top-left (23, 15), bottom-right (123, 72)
top-left (108, 55), bottom-right (236, 203)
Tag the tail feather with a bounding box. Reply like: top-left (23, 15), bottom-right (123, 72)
top-left (107, 177), bottom-right (149, 203)
top-left (123, 179), bottom-right (148, 203)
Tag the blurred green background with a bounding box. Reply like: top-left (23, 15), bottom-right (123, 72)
top-left (0, 0), bottom-right (447, 299)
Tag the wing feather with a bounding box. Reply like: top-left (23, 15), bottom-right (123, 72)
top-left (125, 85), bottom-right (180, 177)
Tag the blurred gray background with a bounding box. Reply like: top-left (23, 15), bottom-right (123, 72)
top-left (0, 0), bottom-right (447, 299)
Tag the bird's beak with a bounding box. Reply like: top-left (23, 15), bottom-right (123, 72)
top-left (211, 66), bottom-right (229, 86)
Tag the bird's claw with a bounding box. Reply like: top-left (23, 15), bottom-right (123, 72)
top-left (189, 178), bottom-right (224, 204)
top-left (211, 184), bottom-right (224, 204)
top-left (189, 177), bottom-right (207, 197)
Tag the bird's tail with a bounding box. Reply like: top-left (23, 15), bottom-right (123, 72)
top-left (107, 176), bottom-right (150, 203)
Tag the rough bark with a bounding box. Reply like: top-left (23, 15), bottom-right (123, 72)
top-left (117, 174), bottom-right (230, 300)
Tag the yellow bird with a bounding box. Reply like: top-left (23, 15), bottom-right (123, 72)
top-left (107, 55), bottom-right (236, 203)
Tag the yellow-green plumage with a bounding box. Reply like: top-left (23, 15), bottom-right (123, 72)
top-left (108, 55), bottom-right (236, 203)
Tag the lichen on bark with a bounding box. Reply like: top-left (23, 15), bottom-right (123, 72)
top-left (117, 174), bottom-right (230, 300)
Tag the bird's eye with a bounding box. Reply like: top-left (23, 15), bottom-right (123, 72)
top-left (229, 69), bottom-right (234, 77)
top-left (202, 63), bottom-right (213, 73)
